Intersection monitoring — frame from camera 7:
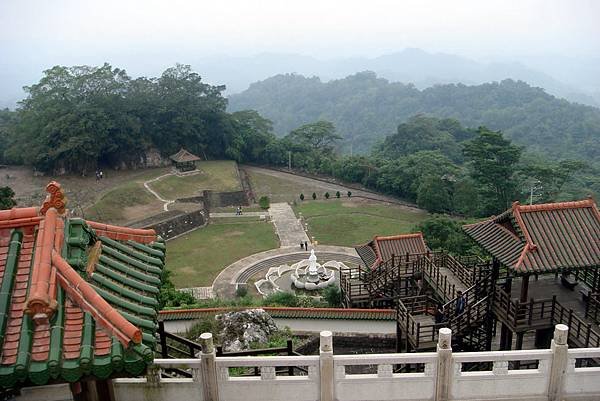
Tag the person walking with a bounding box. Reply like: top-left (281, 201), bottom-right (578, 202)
top-left (304, 241), bottom-right (308, 250)
top-left (300, 241), bottom-right (304, 250)
top-left (455, 291), bottom-right (466, 316)
top-left (434, 302), bottom-right (445, 324)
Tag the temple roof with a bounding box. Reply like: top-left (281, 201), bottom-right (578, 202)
top-left (463, 199), bottom-right (600, 275)
top-left (169, 148), bottom-right (202, 163)
top-left (355, 233), bottom-right (429, 270)
top-left (0, 182), bottom-right (165, 389)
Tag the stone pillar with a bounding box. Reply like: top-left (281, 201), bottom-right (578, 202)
top-left (320, 330), bottom-right (334, 401)
top-left (435, 328), bottom-right (453, 401)
top-left (547, 324), bottom-right (569, 401)
top-left (200, 332), bottom-right (220, 401)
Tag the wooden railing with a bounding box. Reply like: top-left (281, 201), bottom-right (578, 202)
top-left (492, 288), bottom-right (600, 349)
top-left (585, 292), bottom-right (600, 324)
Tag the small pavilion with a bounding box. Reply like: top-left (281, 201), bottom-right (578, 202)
top-left (355, 233), bottom-right (429, 270)
top-left (464, 198), bottom-right (600, 349)
top-left (0, 182), bottom-right (165, 400)
top-left (169, 148), bottom-right (202, 172)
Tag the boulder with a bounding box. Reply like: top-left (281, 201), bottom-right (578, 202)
top-left (216, 309), bottom-right (279, 352)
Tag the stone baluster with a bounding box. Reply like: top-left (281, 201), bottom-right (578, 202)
top-left (548, 324), bottom-right (569, 401)
top-left (200, 332), bottom-right (220, 401)
top-left (320, 330), bottom-right (334, 401)
top-left (435, 328), bottom-right (453, 401)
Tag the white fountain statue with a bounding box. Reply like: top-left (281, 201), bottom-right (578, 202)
top-left (306, 250), bottom-right (319, 283)
top-left (254, 250), bottom-right (350, 296)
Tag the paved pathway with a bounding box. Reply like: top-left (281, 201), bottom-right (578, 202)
top-left (143, 170), bottom-right (201, 211)
top-left (269, 202), bottom-right (309, 246)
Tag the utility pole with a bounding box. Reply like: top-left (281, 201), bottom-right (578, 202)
top-left (529, 179), bottom-right (542, 205)
top-left (288, 151), bottom-right (291, 171)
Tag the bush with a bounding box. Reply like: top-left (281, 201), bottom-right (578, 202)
top-left (335, 191), bottom-right (341, 198)
top-left (259, 196), bottom-right (270, 209)
top-left (312, 192), bottom-right (317, 200)
top-left (324, 192), bottom-right (330, 199)
top-left (300, 193), bottom-right (304, 201)
top-left (323, 286), bottom-right (342, 307)
top-left (347, 191), bottom-right (352, 197)
top-left (264, 292), bottom-right (298, 307)
top-left (235, 286), bottom-right (248, 298)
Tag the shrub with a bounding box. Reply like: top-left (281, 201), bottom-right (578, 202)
top-left (259, 196), bottom-right (270, 209)
top-left (325, 192), bottom-right (330, 199)
top-left (300, 193), bottom-right (304, 201)
top-left (235, 286), bottom-right (248, 298)
top-left (335, 191), bottom-right (341, 198)
top-left (323, 286), bottom-right (342, 307)
top-left (296, 295), bottom-right (316, 308)
top-left (264, 292), bottom-right (298, 307)
top-left (312, 192), bottom-right (317, 200)
top-left (347, 191), bottom-right (352, 197)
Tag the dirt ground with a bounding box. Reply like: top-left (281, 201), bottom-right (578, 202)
top-left (0, 165), bottom-right (169, 211)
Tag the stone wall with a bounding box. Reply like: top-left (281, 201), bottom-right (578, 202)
top-left (202, 190), bottom-right (249, 209)
top-left (148, 209), bottom-right (207, 240)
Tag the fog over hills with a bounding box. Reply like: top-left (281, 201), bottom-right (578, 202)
top-left (1, 49), bottom-right (599, 109)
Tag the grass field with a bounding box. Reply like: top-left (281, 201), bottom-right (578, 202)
top-left (294, 200), bottom-right (429, 247)
top-left (84, 168), bottom-right (170, 224)
top-left (165, 221), bottom-right (279, 288)
top-left (149, 161), bottom-right (241, 199)
top-left (247, 169), bottom-right (334, 203)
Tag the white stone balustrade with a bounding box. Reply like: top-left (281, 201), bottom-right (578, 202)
top-left (106, 324), bottom-right (600, 401)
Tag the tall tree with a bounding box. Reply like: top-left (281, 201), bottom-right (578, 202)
top-left (287, 121), bottom-right (341, 153)
top-left (0, 186), bottom-right (16, 210)
top-left (463, 128), bottom-right (522, 215)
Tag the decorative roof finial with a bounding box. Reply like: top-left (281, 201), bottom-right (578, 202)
top-left (40, 181), bottom-right (67, 216)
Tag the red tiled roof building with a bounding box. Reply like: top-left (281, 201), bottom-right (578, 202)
top-left (0, 182), bottom-right (165, 390)
top-left (355, 233), bottom-right (429, 270)
top-left (463, 199), bottom-right (600, 275)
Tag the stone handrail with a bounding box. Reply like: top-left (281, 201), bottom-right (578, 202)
top-left (112, 324), bottom-right (600, 401)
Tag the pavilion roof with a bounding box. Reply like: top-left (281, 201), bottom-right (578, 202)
top-left (463, 199), bottom-right (600, 275)
top-left (355, 233), bottom-right (429, 270)
top-left (169, 148), bottom-right (202, 163)
top-left (0, 182), bottom-right (165, 389)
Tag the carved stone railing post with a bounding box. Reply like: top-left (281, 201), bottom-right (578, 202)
top-left (200, 332), bottom-right (220, 401)
top-left (320, 330), bottom-right (334, 401)
top-left (548, 324), bottom-right (569, 401)
top-left (435, 328), bottom-right (453, 401)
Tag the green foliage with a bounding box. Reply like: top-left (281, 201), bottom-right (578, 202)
top-left (463, 128), bottom-right (522, 215)
top-left (415, 216), bottom-right (483, 256)
top-left (3, 63), bottom-right (272, 174)
top-left (416, 176), bottom-right (452, 213)
top-left (258, 195), bottom-right (270, 209)
top-left (323, 286), bottom-right (342, 307)
top-left (235, 286), bottom-right (248, 298)
top-left (186, 315), bottom-right (220, 341)
top-left (263, 292), bottom-right (299, 307)
top-left (312, 192), bottom-right (317, 200)
top-left (335, 191), bottom-right (341, 198)
top-left (159, 269), bottom-right (197, 308)
top-left (299, 193), bottom-right (304, 201)
top-left (229, 73), bottom-right (600, 162)
top-left (0, 186), bottom-right (16, 210)
top-left (325, 192), bottom-right (330, 199)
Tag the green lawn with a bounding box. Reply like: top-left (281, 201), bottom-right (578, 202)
top-left (149, 161), bottom-right (241, 199)
top-left (247, 170), bottom-right (334, 203)
top-left (165, 221), bottom-right (279, 288)
top-left (294, 200), bottom-right (429, 247)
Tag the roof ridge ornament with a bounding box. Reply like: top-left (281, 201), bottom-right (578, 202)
top-left (40, 181), bottom-right (67, 216)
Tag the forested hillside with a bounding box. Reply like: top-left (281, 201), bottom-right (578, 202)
top-left (228, 72), bottom-right (600, 160)
top-left (0, 64), bottom-right (275, 174)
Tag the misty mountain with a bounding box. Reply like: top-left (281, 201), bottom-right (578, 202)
top-left (228, 72), bottom-right (600, 161)
top-left (199, 49), bottom-right (599, 106)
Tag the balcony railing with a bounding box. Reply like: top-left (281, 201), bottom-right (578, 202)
top-left (111, 325), bottom-right (600, 401)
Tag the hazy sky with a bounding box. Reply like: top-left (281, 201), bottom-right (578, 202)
top-left (1, 0), bottom-right (599, 61)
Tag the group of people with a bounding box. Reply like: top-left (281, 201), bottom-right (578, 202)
top-left (235, 206), bottom-right (243, 215)
top-left (434, 290), bottom-right (466, 324)
top-left (299, 241), bottom-right (309, 250)
top-left (95, 169), bottom-right (104, 181)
